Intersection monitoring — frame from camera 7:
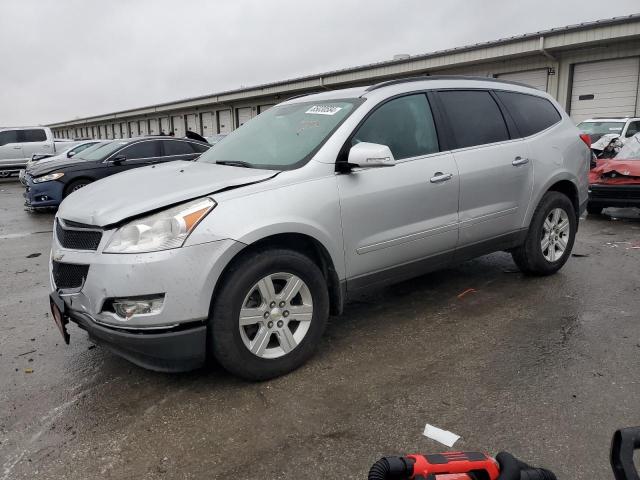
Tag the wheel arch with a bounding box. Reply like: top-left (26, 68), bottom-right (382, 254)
top-left (526, 173), bottom-right (580, 226)
top-left (211, 232), bottom-right (345, 317)
top-left (63, 176), bottom-right (95, 197)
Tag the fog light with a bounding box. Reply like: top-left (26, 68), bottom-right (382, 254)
top-left (109, 295), bottom-right (164, 319)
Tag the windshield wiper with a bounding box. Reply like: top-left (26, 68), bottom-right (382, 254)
top-left (215, 160), bottom-right (253, 168)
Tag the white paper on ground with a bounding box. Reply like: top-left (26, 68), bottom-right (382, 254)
top-left (422, 424), bottom-right (460, 447)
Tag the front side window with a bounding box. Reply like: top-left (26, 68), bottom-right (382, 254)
top-left (163, 140), bottom-right (196, 156)
top-left (120, 141), bottom-right (161, 159)
top-left (438, 90), bottom-right (510, 149)
top-left (76, 141), bottom-right (127, 161)
top-left (0, 130), bottom-right (18, 146)
top-left (198, 100), bottom-right (360, 169)
top-left (495, 91), bottom-right (561, 137)
top-left (351, 94), bottom-right (439, 160)
top-left (70, 142), bottom-right (98, 155)
top-left (21, 129), bottom-right (47, 142)
top-left (625, 121), bottom-right (640, 138)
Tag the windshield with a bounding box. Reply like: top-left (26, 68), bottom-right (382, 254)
top-left (75, 140), bottom-right (127, 161)
top-left (614, 133), bottom-right (640, 160)
top-left (577, 121), bottom-right (625, 135)
top-left (197, 100), bottom-right (361, 169)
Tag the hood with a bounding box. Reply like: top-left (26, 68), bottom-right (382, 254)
top-left (57, 160), bottom-right (278, 226)
top-left (590, 133), bottom-right (620, 151)
top-left (589, 159), bottom-right (640, 186)
top-left (29, 156), bottom-right (92, 177)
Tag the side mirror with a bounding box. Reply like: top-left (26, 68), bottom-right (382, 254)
top-left (348, 142), bottom-right (395, 169)
top-left (67, 151), bottom-right (76, 158)
top-left (109, 155), bottom-right (126, 165)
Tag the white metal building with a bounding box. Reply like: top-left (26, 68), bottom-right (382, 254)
top-left (49, 14), bottom-right (640, 138)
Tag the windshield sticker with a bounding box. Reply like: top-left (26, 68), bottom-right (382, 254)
top-left (306, 105), bottom-right (343, 115)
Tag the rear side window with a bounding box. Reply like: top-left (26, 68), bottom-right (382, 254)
top-left (0, 130), bottom-right (18, 146)
top-left (20, 129), bottom-right (47, 142)
top-left (438, 90), bottom-right (510, 149)
top-left (352, 94), bottom-right (439, 160)
top-left (495, 91), bottom-right (561, 137)
top-left (163, 140), bottom-right (196, 156)
top-left (119, 141), bottom-right (161, 159)
top-left (190, 142), bottom-right (210, 153)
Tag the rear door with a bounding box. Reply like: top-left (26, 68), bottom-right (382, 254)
top-left (20, 128), bottom-right (51, 159)
top-left (0, 130), bottom-right (23, 167)
top-left (159, 139), bottom-right (201, 163)
top-left (337, 93), bottom-right (459, 289)
top-left (435, 89), bottom-right (533, 249)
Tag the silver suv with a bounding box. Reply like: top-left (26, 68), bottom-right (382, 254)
top-left (49, 77), bottom-right (590, 379)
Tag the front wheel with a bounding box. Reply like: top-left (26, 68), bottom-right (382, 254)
top-left (210, 248), bottom-right (329, 380)
top-left (64, 179), bottom-right (92, 198)
top-left (511, 192), bottom-right (577, 276)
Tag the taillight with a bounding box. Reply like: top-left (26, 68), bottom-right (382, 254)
top-left (579, 133), bottom-right (591, 148)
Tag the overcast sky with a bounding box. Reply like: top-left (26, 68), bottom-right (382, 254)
top-left (1, 0), bottom-right (638, 126)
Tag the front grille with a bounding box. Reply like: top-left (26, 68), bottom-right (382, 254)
top-left (590, 185), bottom-right (640, 200)
top-left (56, 219), bottom-right (102, 251)
top-left (52, 261), bottom-right (89, 289)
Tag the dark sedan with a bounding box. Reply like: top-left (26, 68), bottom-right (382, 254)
top-left (24, 136), bottom-right (210, 208)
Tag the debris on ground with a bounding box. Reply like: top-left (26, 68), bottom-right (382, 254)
top-left (423, 423), bottom-right (461, 447)
top-left (571, 253), bottom-right (590, 257)
top-left (26, 253), bottom-right (41, 258)
top-left (24, 368), bottom-right (33, 374)
top-left (17, 349), bottom-right (37, 357)
top-left (457, 288), bottom-right (477, 299)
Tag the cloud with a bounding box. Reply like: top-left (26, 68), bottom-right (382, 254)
top-left (1, 0), bottom-right (638, 125)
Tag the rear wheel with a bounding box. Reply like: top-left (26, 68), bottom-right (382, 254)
top-left (210, 248), bottom-right (329, 380)
top-left (586, 202), bottom-right (603, 215)
top-left (511, 192), bottom-right (577, 276)
top-left (64, 179), bottom-right (92, 198)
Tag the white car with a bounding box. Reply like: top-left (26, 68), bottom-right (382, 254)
top-left (0, 126), bottom-right (58, 175)
top-left (577, 117), bottom-right (640, 144)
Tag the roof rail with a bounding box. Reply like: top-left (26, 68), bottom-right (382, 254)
top-left (364, 74), bottom-right (536, 92)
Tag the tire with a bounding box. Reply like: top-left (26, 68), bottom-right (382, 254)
top-left (64, 179), bottom-right (92, 198)
top-left (210, 248), bottom-right (330, 381)
top-left (586, 202), bottom-right (603, 215)
top-left (511, 192), bottom-right (577, 276)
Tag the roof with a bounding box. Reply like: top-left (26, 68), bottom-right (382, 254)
top-left (48, 13), bottom-right (640, 127)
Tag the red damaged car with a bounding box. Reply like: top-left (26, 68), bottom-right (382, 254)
top-left (588, 133), bottom-right (640, 215)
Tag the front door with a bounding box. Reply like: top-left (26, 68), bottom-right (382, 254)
top-left (337, 93), bottom-right (460, 290)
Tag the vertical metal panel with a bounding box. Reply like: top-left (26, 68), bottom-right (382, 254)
top-left (258, 104), bottom-right (275, 114)
top-left (570, 57), bottom-right (640, 122)
top-left (200, 112), bottom-right (214, 135)
top-left (217, 110), bottom-right (231, 133)
top-left (120, 122), bottom-right (127, 138)
top-left (186, 113), bottom-right (198, 133)
top-left (129, 121), bottom-right (139, 137)
top-left (236, 107), bottom-right (252, 127)
top-left (139, 119), bottom-right (149, 136)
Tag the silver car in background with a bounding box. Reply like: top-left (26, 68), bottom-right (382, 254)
top-left (49, 76), bottom-right (590, 379)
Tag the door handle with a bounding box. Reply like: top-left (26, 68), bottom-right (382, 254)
top-left (430, 172), bottom-right (453, 183)
top-left (512, 156), bottom-right (529, 166)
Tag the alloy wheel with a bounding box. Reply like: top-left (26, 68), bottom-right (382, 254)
top-left (541, 207), bottom-right (570, 262)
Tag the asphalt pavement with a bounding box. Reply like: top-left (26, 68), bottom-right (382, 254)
top-left (1, 177), bottom-right (639, 480)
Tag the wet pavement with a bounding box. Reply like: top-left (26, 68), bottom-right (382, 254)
top-left (1, 177), bottom-right (640, 480)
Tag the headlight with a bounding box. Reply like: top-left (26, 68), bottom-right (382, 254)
top-left (104, 197), bottom-right (216, 253)
top-left (33, 172), bottom-right (64, 183)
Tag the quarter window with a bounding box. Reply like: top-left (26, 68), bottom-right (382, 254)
top-left (495, 91), bottom-right (561, 137)
top-left (119, 141), bottom-right (161, 159)
top-left (0, 130), bottom-right (18, 146)
top-left (21, 129), bottom-right (47, 142)
top-left (438, 90), bottom-right (510, 148)
top-left (626, 121), bottom-right (640, 138)
top-left (352, 94), bottom-right (439, 160)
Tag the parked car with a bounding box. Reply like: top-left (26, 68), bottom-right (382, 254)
top-left (577, 117), bottom-right (640, 144)
top-left (587, 132), bottom-right (640, 214)
top-left (0, 126), bottom-right (76, 176)
top-left (24, 136), bottom-right (210, 208)
top-left (205, 133), bottom-right (227, 145)
top-left (19, 140), bottom-right (103, 183)
top-left (48, 77), bottom-right (589, 379)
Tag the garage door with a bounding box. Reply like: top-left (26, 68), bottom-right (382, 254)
top-left (186, 113), bottom-right (198, 133)
top-left (99, 125), bottom-right (106, 139)
top-left (236, 107), bottom-right (252, 127)
top-left (129, 121), bottom-right (139, 137)
top-left (258, 104), bottom-right (275, 114)
top-left (160, 117), bottom-right (170, 135)
top-left (139, 120), bottom-right (148, 136)
top-left (201, 112), bottom-right (214, 135)
top-left (570, 57), bottom-right (640, 122)
top-left (149, 118), bottom-right (159, 135)
top-left (497, 69), bottom-right (549, 92)
top-left (218, 110), bottom-right (232, 133)
top-left (106, 125), bottom-right (114, 139)
top-left (172, 115), bottom-right (184, 137)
